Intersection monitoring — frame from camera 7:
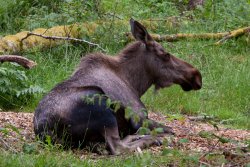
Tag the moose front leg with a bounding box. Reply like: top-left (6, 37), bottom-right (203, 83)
top-left (102, 126), bottom-right (162, 155)
top-left (102, 126), bottom-right (129, 155)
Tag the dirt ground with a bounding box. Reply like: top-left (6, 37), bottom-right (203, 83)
top-left (0, 111), bottom-right (249, 166)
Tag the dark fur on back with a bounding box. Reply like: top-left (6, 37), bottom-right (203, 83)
top-left (34, 41), bottom-right (149, 146)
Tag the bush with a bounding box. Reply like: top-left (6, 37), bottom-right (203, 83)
top-left (0, 0), bottom-right (62, 34)
top-left (192, 0), bottom-right (250, 30)
top-left (0, 63), bottom-right (44, 109)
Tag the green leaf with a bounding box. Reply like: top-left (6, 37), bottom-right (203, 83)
top-left (0, 68), bottom-right (7, 75)
top-left (45, 135), bottom-right (52, 146)
top-left (22, 143), bottom-right (37, 154)
top-left (179, 138), bottom-right (189, 143)
top-left (106, 97), bottom-right (112, 108)
top-left (137, 127), bottom-right (150, 135)
top-left (113, 102), bottom-right (121, 113)
top-left (125, 107), bottom-right (133, 119)
top-left (6, 124), bottom-right (20, 134)
top-left (151, 127), bottom-right (164, 136)
top-left (154, 127), bottom-right (164, 134)
top-left (0, 127), bottom-right (9, 136)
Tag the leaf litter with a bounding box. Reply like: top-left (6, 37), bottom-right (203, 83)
top-left (0, 111), bottom-right (249, 166)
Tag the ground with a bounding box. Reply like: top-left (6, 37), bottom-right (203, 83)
top-left (0, 111), bottom-right (249, 166)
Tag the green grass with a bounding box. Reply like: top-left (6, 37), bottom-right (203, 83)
top-left (0, 148), bottom-right (202, 167)
top-left (0, 0), bottom-right (250, 166)
top-left (22, 38), bottom-right (250, 129)
top-left (142, 39), bottom-right (250, 129)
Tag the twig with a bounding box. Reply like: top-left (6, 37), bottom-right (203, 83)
top-left (21, 32), bottom-right (106, 52)
top-left (188, 116), bottom-right (214, 121)
top-left (41, 28), bottom-right (49, 36)
top-left (0, 138), bottom-right (17, 153)
top-left (199, 140), bottom-right (220, 162)
top-left (102, 12), bottom-right (122, 19)
top-left (147, 17), bottom-right (180, 22)
top-left (0, 55), bottom-right (37, 69)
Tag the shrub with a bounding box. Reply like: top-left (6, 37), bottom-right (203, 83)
top-left (0, 63), bottom-right (44, 109)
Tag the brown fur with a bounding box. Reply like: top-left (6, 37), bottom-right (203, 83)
top-left (34, 19), bottom-right (202, 155)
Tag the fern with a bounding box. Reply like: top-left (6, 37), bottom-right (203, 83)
top-left (0, 64), bottom-right (44, 109)
top-left (16, 85), bottom-right (44, 97)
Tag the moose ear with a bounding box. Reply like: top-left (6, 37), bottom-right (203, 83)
top-left (130, 18), bottom-right (153, 44)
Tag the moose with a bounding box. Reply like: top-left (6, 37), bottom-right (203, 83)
top-left (34, 19), bottom-right (202, 155)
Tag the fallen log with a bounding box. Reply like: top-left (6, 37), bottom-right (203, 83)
top-left (126, 26), bottom-right (250, 43)
top-left (0, 19), bottom-right (174, 54)
top-left (0, 19), bottom-right (249, 54)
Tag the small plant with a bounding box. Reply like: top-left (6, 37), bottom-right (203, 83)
top-left (0, 63), bottom-right (44, 109)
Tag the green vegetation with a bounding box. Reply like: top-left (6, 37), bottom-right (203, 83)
top-left (142, 39), bottom-right (250, 129)
top-left (0, 63), bottom-right (44, 109)
top-left (0, 149), bottom-right (202, 167)
top-left (0, 0), bottom-right (249, 166)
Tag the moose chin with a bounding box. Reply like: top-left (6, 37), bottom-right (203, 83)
top-left (34, 18), bottom-right (202, 155)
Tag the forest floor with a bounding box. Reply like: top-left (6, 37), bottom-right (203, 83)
top-left (0, 111), bottom-right (249, 166)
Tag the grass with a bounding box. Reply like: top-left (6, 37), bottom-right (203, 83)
top-left (22, 38), bottom-right (250, 129)
top-left (0, 148), bottom-right (202, 167)
top-left (0, 0), bottom-right (250, 166)
top-left (142, 39), bottom-right (250, 129)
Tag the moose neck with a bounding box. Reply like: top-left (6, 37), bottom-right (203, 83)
top-left (117, 42), bottom-right (154, 97)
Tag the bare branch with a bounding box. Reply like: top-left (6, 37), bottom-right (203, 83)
top-left (0, 138), bottom-right (17, 153)
top-left (102, 12), bottom-right (122, 19)
top-left (21, 32), bottom-right (106, 52)
top-left (188, 116), bottom-right (214, 121)
top-left (0, 55), bottom-right (37, 69)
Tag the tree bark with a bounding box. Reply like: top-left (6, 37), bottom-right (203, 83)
top-left (0, 55), bottom-right (36, 69)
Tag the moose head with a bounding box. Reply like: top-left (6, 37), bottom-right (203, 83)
top-left (129, 18), bottom-right (202, 92)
